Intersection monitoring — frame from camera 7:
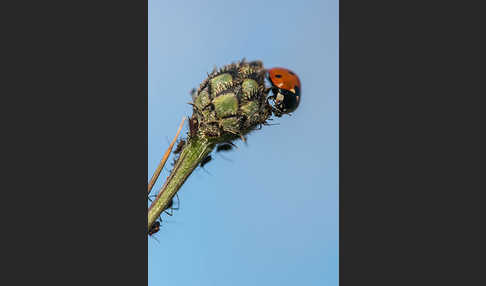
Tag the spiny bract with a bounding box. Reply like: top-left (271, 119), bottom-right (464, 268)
top-left (189, 60), bottom-right (272, 142)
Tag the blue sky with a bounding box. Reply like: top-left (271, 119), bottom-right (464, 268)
top-left (148, 0), bottom-right (338, 285)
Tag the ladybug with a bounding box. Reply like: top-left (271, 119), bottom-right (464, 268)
top-left (267, 67), bottom-right (301, 115)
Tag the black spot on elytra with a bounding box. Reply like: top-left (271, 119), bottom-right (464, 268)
top-left (288, 71), bottom-right (295, 76)
top-left (275, 74), bottom-right (282, 78)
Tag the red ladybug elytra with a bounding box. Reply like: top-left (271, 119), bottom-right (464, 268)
top-left (267, 67), bottom-right (301, 115)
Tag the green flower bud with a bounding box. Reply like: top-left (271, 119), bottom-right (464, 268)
top-left (190, 60), bottom-right (272, 142)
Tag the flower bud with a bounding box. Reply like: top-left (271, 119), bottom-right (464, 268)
top-left (190, 60), bottom-right (272, 142)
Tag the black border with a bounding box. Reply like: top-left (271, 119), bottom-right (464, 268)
top-left (6, 1), bottom-right (148, 285)
top-left (341, 1), bottom-right (484, 285)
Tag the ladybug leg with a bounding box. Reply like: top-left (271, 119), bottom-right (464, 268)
top-left (266, 90), bottom-right (277, 102)
top-left (266, 96), bottom-right (279, 116)
top-left (269, 105), bottom-right (283, 117)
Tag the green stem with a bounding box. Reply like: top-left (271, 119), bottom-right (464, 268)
top-left (148, 136), bottom-right (215, 232)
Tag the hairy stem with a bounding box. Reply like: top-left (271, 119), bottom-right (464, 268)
top-left (147, 136), bottom-right (215, 231)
